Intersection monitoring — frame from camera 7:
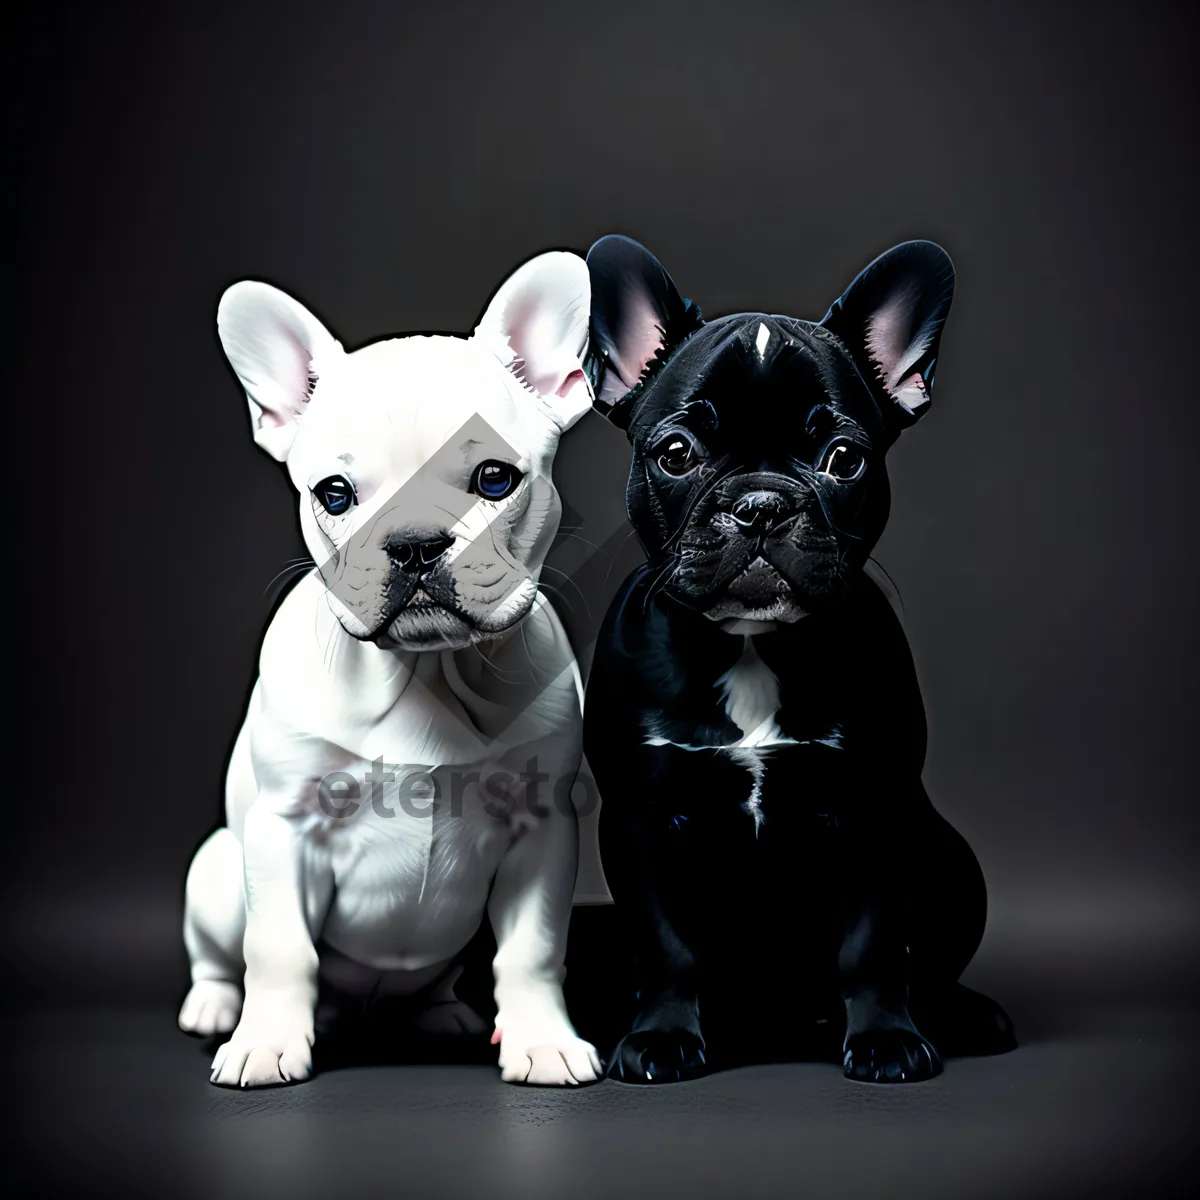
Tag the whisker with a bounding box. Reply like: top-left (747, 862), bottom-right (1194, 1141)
top-left (603, 525), bottom-right (642, 585)
top-left (551, 528), bottom-right (603, 553)
top-left (263, 559), bottom-right (316, 598)
top-left (641, 554), bottom-right (679, 616)
top-left (468, 641), bottom-right (528, 682)
top-left (539, 565), bottom-right (592, 619)
top-left (519, 619), bottom-right (545, 687)
top-left (661, 463), bottom-right (743, 552)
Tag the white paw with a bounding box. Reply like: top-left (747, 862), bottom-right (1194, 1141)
top-left (210, 1009), bottom-right (314, 1088)
top-left (415, 1000), bottom-right (488, 1036)
top-left (496, 1025), bottom-right (602, 1086)
top-left (178, 980), bottom-right (242, 1037)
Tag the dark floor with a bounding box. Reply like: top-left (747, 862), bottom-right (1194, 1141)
top-left (5, 897), bottom-right (1198, 1199)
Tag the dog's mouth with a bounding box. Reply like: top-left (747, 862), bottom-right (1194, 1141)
top-left (726, 556), bottom-right (791, 600)
top-left (370, 581), bottom-right (474, 647)
top-left (703, 556), bottom-right (807, 624)
top-left (380, 604), bottom-right (476, 649)
top-left (323, 551), bottom-right (539, 651)
top-left (402, 585), bottom-right (443, 613)
top-left (328, 569), bottom-right (473, 649)
top-left (371, 573), bottom-right (537, 650)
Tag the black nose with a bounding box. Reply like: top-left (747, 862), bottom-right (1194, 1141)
top-left (727, 491), bottom-right (792, 534)
top-left (386, 533), bottom-right (456, 572)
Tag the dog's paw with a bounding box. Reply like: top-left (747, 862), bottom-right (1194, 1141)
top-left (210, 1012), bottom-right (314, 1088)
top-left (495, 1025), bottom-right (602, 1086)
top-left (843, 1027), bottom-right (942, 1084)
top-left (178, 980), bottom-right (242, 1037)
top-left (607, 1029), bottom-right (709, 1085)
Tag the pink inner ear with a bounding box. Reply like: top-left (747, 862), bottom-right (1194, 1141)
top-left (500, 293), bottom-right (579, 398)
top-left (261, 330), bottom-right (316, 426)
top-left (609, 292), bottom-right (667, 388)
top-left (892, 371), bottom-right (930, 414)
top-left (231, 322), bottom-right (318, 428)
top-left (555, 367), bottom-right (587, 398)
top-left (501, 293), bottom-right (540, 375)
top-left (863, 283), bottom-right (930, 393)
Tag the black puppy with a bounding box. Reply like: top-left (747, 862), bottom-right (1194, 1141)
top-left (582, 236), bottom-right (1016, 1084)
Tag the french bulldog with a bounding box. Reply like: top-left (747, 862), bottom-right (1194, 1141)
top-left (582, 235), bottom-right (1016, 1084)
top-left (179, 252), bottom-right (602, 1088)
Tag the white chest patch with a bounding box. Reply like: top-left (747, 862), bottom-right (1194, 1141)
top-left (642, 636), bottom-right (795, 836)
top-left (718, 636), bottom-right (794, 834)
top-left (717, 636), bottom-right (796, 749)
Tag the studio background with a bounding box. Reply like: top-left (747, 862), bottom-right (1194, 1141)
top-left (8, 2), bottom-right (1198, 1196)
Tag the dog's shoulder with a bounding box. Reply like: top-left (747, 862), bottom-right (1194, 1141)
top-left (847, 573), bottom-right (920, 676)
top-left (254, 570), bottom-right (420, 736)
top-left (770, 576), bottom-right (927, 756)
top-left (588, 565), bottom-right (746, 723)
top-left (254, 572), bottom-right (345, 714)
top-left (591, 565), bottom-right (693, 681)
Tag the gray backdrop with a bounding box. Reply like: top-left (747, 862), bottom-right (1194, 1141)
top-left (7, 1), bottom-right (1198, 1194)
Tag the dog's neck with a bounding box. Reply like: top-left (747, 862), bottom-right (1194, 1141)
top-left (647, 584), bottom-right (809, 640)
top-left (717, 618), bottom-right (794, 636)
top-left (358, 617), bottom-right (523, 669)
top-left (309, 608), bottom-right (529, 747)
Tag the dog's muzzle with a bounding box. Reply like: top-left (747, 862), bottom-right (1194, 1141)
top-left (725, 489), bottom-right (795, 535)
top-left (384, 532), bottom-right (456, 573)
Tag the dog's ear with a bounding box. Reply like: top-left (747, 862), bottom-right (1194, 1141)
top-left (820, 240), bottom-right (954, 437)
top-left (585, 235), bottom-right (703, 427)
top-left (217, 282), bottom-right (343, 462)
top-left (471, 251), bottom-right (594, 433)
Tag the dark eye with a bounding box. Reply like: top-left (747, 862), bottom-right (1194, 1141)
top-left (820, 442), bottom-right (866, 481)
top-left (654, 435), bottom-right (698, 477)
top-left (313, 474), bottom-right (356, 515)
top-left (471, 460), bottom-right (522, 500)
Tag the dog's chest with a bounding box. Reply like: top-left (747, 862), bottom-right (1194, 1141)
top-left (716, 637), bottom-right (794, 749)
top-left (644, 636), bottom-right (794, 752)
top-left (642, 635), bottom-right (799, 834)
top-left (350, 662), bottom-right (493, 768)
top-left (317, 756), bottom-right (520, 968)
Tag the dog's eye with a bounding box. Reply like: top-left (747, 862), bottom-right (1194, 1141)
top-left (313, 474), bottom-right (356, 515)
top-left (471, 460), bottom-right (522, 501)
top-left (654, 435), bottom-right (698, 477)
top-left (820, 442), bottom-right (866, 482)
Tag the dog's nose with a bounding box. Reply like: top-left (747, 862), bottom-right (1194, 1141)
top-left (727, 491), bottom-right (792, 534)
top-left (386, 533), bottom-right (456, 572)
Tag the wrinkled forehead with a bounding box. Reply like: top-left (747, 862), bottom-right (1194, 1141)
top-left (294, 335), bottom-right (533, 471)
top-left (636, 315), bottom-right (879, 443)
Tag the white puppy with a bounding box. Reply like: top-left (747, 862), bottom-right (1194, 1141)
top-left (179, 253), bottom-right (602, 1088)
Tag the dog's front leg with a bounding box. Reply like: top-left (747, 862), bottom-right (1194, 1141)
top-left (837, 805), bottom-right (941, 1084)
top-left (595, 745), bottom-right (752, 1085)
top-left (210, 800), bottom-right (333, 1088)
top-left (487, 804), bottom-right (601, 1086)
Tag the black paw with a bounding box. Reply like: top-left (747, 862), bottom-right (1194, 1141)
top-left (607, 1029), bottom-right (709, 1085)
top-left (843, 1026), bottom-right (942, 1084)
